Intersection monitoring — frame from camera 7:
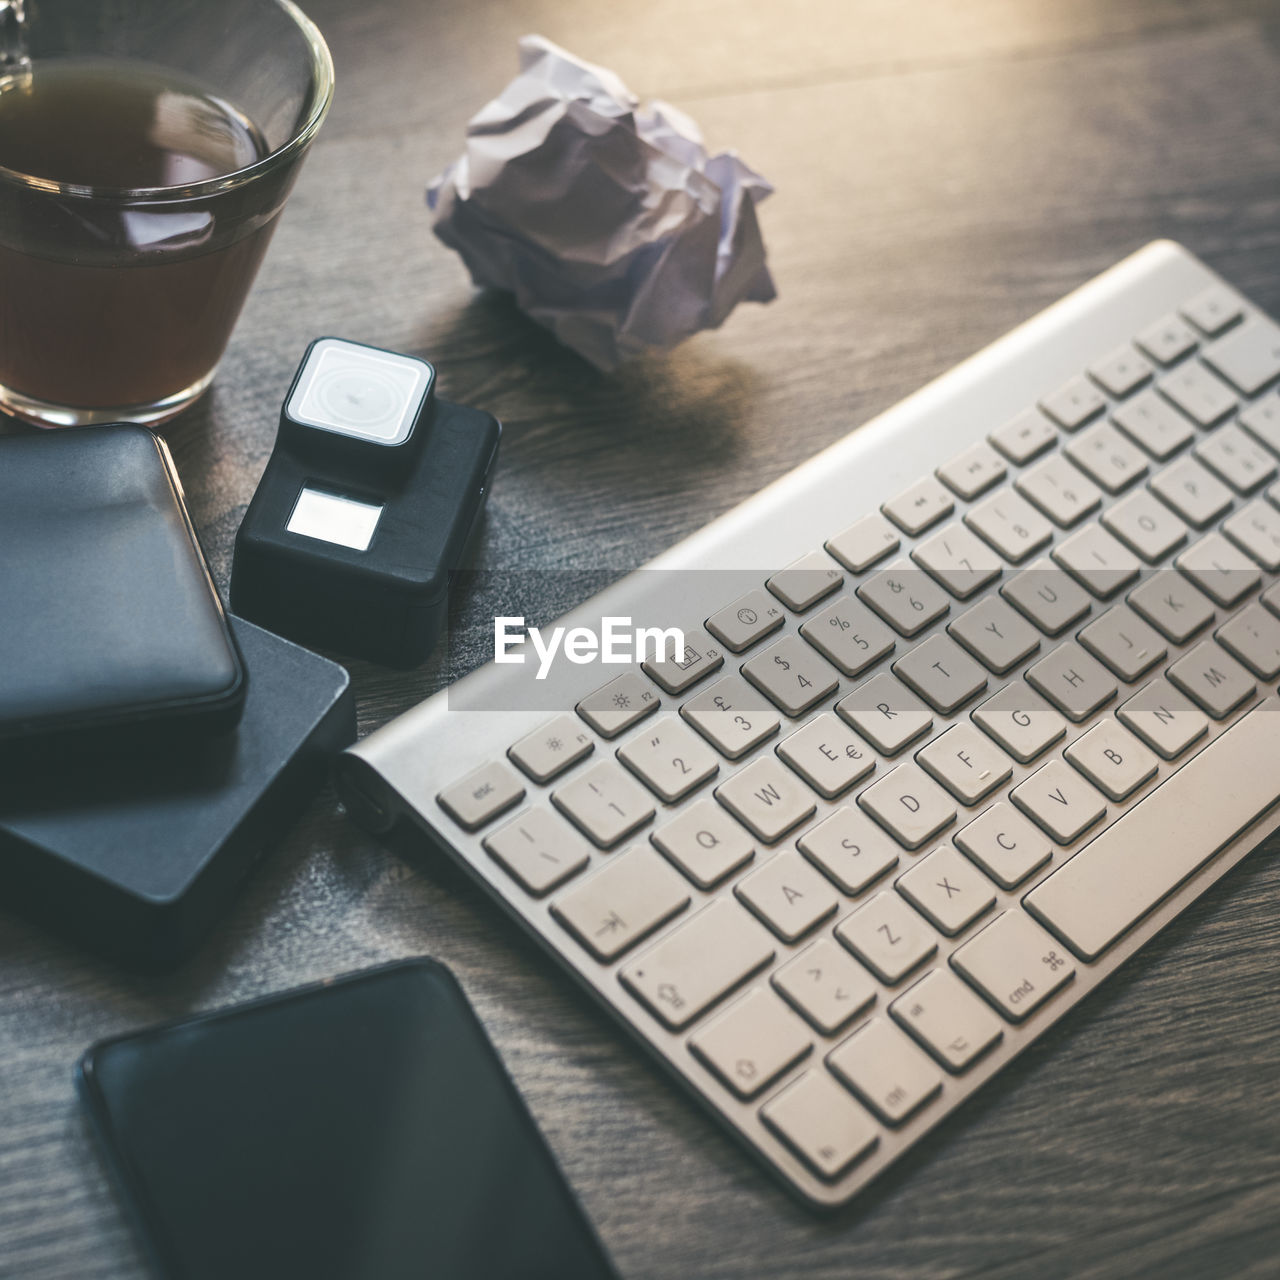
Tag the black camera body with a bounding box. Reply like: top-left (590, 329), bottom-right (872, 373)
top-left (232, 338), bottom-right (501, 667)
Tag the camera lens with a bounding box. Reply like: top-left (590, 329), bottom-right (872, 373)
top-left (287, 339), bottom-right (434, 446)
top-left (312, 367), bottom-right (403, 433)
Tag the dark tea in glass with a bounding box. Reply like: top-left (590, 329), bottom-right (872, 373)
top-left (0, 0), bottom-right (333, 427)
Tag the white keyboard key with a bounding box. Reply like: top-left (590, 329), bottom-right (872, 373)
top-left (965, 491), bottom-right (1054, 563)
top-left (1167, 641), bottom-right (1256, 719)
top-left (890, 968), bottom-right (1004, 1072)
top-left (1052, 525), bottom-right (1141, 599)
top-left (1202, 316), bottom-right (1280, 395)
top-left (1238, 392), bottom-right (1280, 454)
top-left (835, 893), bottom-right (937, 984)
top-left (948, 596), bottom-right (1041, 674)
top-left (689, 987), bottom-right (812, 1099)
top-left (954, 802), bottom-right (1053, 889)
top-left (642, 627), bottom-right (724, 694)
top-left (706, 588), bottom-right (785, 652)
top-left (836, 671), bottom-right (933, 756)
top-left (1077, 604), bottom-right (1166, 681)
top-left (766, 550), bottom-right (844, 611)
top-left (882, 475), bottom-right (955, 536)
top-left (1064, 719), bottom-right (1159, 801)
top-left (989, 407), bottom-right (1058, 464)
top-left (916, 723), bottom-right (1013, 806)
top-left (800, 595), bottom-right (897, 677)
top-left (737, 850), bottom-right (841, 942)
top-left (1217, 604), bottom-right (1280, 680)
top-left (508, 715), bottom-right (595, 783)
top-left (1176, 532), bottom-right (1261, 608)
top-left (1180, 285), bottom-right (1243, 337)
top-left (1001, 558), bottom-right (1092, 635)
top-left (896, 845), bottom-right (996, 936)
top-left (551, 844), bottom-right (690, 961)
top-left (798, 806), bottom-right (901, 895)
top-left (1016, 454), bottom-right (1102, 526)
top-left (1267, 581), bottom-right (1280, 616)
top-left (742, 635), bottom-right (840, 717)
top-left (858, 762), bottom-right (957, 850)
top-left (651, 799), bottom-right (755, 889)
top-left (617, 716), bottom-right (719, 802)
top-left (825, 512), bottom-right (900, 573)
top-left (1026, 703), bottom-right (1280, 960)
top-left (715, 755), bottom-right (817, 843)
top-left (437, 761), bottom-right (525, 831)
top-left (483, 807), bottom-right (593, 895)
top-left (761, 1070), bottom-right (879, 1181)
top-left (1064, 422), bottom-right (1148, 493)
top-left (1112, 388), bottom-right (1195, 459)
top-left (1194, 423), bottom-right (1276, 494)
top-left (1128, 571), bottom-right (1215, 643)
top-left (1223, 500), bottom-right (1280, 571)
top-left (827, 1018), bottom-right (941, 1125)
top-left (858, 560), bottom-right (951, 636)
top-left (682, 674), bottom-right (781, 760)
top-left (621, 897), bottom-right (775, 1030)
top-left (971, 682), bottom-right (1067, 763)
top-left (1026, 641), bottom-right (1117, 721)
top-left (776, 712), bottom-right (875, 799)
top-left (576, 670), bottom-right (661, 738)
top-left (1116, 678), bottom-right (1209, 759)
top-left (1039, 375), bottom-right (1105, 430)
top-left (1136, 313), bottom-right (1198, 366)
top-left (951, 911), bottom-right (1076, 1021)
top-left (1089, 345), bottom-right (1153, 397)
top-left (892, 634), bottom-right (988, 715)
top-left (936, 441), bottom-right (1007, 500)
top-left (912, 523), bottom-right (1003, 598)
top-left (1158, 361), bottom-right (1237, 427)
top-left (1101, 487), bottom-right (1189, 562)
top-left (1150, 456), bottom-right (1235, 527)
top-left (552, 759), bottom-right (655, 847)
top-left (772, 938), bottom-right (878, 1035)
top-left (1011, 760), bottom-right (1107, 843)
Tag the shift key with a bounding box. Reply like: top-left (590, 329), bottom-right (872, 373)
top-left (621, 898), bottom-right (776, 1030)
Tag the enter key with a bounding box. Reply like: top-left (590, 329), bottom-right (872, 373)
top-left (951, 910), bottom-right (1076, 1022)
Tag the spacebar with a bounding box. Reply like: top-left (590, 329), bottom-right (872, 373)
top-left (1025, 702), bottom-right (1280, 960)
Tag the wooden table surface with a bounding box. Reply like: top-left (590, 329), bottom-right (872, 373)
top-left (4, 1), bottom-right (1280, 1276)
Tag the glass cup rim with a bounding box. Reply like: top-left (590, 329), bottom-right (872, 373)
top-left (0, 0), bottom-right (334, 203)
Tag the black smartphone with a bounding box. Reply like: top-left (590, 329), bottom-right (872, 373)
top-left (78, 959), bottom-right (618, 1280)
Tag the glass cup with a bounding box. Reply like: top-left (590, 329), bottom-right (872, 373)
top-left (0, 0), bottom-right (333, 427)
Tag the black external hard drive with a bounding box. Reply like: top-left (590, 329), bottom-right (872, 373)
top-left (0, 424), bottom-right (246, 752)
top-left (0, 616), bottom-right (355, 967)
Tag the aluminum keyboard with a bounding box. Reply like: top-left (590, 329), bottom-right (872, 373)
top-left (338, 241), bottom-right (1280, 1210)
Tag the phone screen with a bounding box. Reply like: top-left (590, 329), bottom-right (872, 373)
top-left (78, 960), bottom-right (617, 1280)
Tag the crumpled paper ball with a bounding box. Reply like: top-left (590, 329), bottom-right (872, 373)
top-left (427, 35), bottom-right (776, 371)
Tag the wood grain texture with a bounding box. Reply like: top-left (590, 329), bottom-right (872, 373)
top-left (3, 2), bottom-right (1280, 1276)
